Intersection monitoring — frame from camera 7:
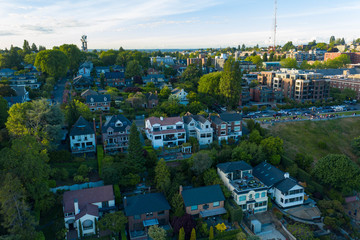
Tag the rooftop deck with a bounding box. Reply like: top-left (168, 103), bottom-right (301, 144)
top-left (230, 172), bottom-right (267, 194)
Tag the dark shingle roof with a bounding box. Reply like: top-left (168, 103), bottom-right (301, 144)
top-left (124, 193), bottom-right (170, 216)
top-left (192, 115), bottom-right (208, 124)
top-left (252, 162), bottom-right (285, 187)
top-left (86, 94), bottom-right (111, 103)
top-left (105, 72), bottom-right (125, 79)
top-left (183, 115), bottom-right (193, 124)
top-left (102, 114), bottom-right (131, 134)
top-left (210, 115), bottom-right (224, 125)
top-left (144, 92), bottom-right (158, 101)
top-left (217, 161), bottom-right (252, 173)
top-left (219, 112), bottom-right (242, 122)
top-left (273, 178), bottom-right (299, 193)
top-left (181, 185), bottom-right (225, 207)
top-left (69, 116), bottom-right (94, 136)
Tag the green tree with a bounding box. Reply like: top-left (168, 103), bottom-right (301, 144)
top-left (312, 154), bottom-right (360, 193)
top-left (125, 60), bottom-right (142, 79)
top-left (99, 50), bottom-right (117, 66)
top-left (280, 58), bottom-right (298, 68)
top-left (65, 100), bottom-right (92, 128)
top-left (262, 53), bottom-right (268, 62)
top-left (294, 153), bottom-right (313, 171)
top-left (208, 226), bottom-right (214, 240)
top-left (31, 43), bottom-right (38, 52)
top-left (198, 72), bottom-right (222, 97)
top-left (171, 193), bottom-right (185, 217)
top-left (98, 212), bottom-right (127, 235)
top-left (34, 49), bottom-right (69, 79)
top-left (188, 101), bottom-right (205, 114)
top-left (178, 227), bottom-right (185, 240)
top-left (159, 86), bottom-right (171, 100)
top-left (191, 151), bottom-right (213, 176)
top-left (203, 168), bottom-right (222, 186)
top-left (148, 225), bottom-right (167, 240)
top-left (181, 64), bottom-right (202, 84)
top-left (282, 41), bottom-right (295, 51)
top-left (24, 53), bottom-right (37, 65)
top-left (0, 84), bottom-right (16, 97)
top-left (22, 40), bottom-right (31, 55)
top-left (155, 158), bottom-right (171, 193)
top-left (245, 55), bottom-right (263, 67)
top-left (127, 122), bottom-right (145, 173)
top-left (59, 44), bottom-right (82, 75)
top-left (0, 136), bottom-right (50, 203)
top-left (299, 60), bottom-right (310, 70)
top-left (260, 137), bottom-right (283, 165)
top-left (0, 97), bottom-right (9, 128)
top-left (6, 99), bottom-right (64, 146)
top-left (190, 228), bottom-right (196, 240)
top-left (329, 36), bottom-right (335, 44)
top-left (219, 58), bottom-right (242, 108)
top-left (0, 173), bottom-right (38, 240)
top-left (351, 136), bottom-right (360, 156)
top-left (0, 46), bottom-right (23, 69)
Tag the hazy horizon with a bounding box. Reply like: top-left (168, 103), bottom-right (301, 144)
top-left (1, 0), bottom-right (360, 50)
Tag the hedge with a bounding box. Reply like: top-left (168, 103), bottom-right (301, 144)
top-left (225, 200), bottom-right (243, 223)
top-left (214, 229), bottom-right (241, 240)
top-left (114, 184), bottom-right (121, 205)
top-left (97, 145), bottom-right (104, 175)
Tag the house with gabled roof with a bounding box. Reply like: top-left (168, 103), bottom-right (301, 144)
top-left (81, 89), bottom-right (99, 99)
top-left (217, 161), bottom-right (268, 214)
top-left (183, 113), bottom-right (213, 146)
top-left (180, 185), bottom-right (226, 218)
top-left (253, 162), bottom-right (304, 208)
top-left (210, 112), bottom-right (242, 144)
top-left (104, 72), bottom-right (125, 87)
top-left (86, 94), bottom-right (111, 112)
top-left (124, 193), bottom-right (171, 240)
top-left (73, 75), bottom-right (93, 90)
top-left (102, 114), bottom-right (131, 153)
top-left (171, 88), bottom-right (188, 105)
top-left (63, 185), bottom-right (115, 239)
top-left (69, 116), bottom-right (96, 154)
top-left (0, 68), bottom-right (15, 77)
top-left (144, 92), bottom-right (158, 109)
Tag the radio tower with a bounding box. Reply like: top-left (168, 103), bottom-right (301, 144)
top-left (81, 35), bottom-right (88, 52)
top-left (273, 0), bottom-right (277, 51)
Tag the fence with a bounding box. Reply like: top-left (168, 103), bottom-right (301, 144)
top-left (50, 180), bottom-right (104, 193)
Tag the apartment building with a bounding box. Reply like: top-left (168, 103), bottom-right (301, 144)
top-left (102, 114), bottom-right (131, 153)
top-left (217, 161), bottom-right (268, 214)
top-left (145, 116), bottom-right (186, 149)
top-left (209, 112), bottom-right (242, 143)
top-left (329, 75), bottom-right (360, 100)
top-left (69, 116), bottom-right (96, 154)
top-left (183, 114), bottom-right (213, 146)
top-left (324, 52), bottom-right (360, 64)
top-left (150, 56), bottom-right (175, 65)
top-left (250, 85), bottom-right (284, 103)
top-left (253, 162), bottom-right (305, 208)
top-left (258, 69), bottom-right (330, 102)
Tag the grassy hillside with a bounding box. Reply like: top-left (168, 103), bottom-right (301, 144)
top-left (269, 117), bottom-right (360, 162)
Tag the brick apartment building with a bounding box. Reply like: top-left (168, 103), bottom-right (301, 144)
top-left (210, 112), bottom-right (242, 143)
top-left (324, 52), bottom-right (360, 64)
top-left (250, 85), bottom-right (284, 103)
top-left (329, 76), bottom-right (360, 100)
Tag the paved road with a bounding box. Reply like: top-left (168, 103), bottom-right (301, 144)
top-left (53, 78), bottom-right (67, 104)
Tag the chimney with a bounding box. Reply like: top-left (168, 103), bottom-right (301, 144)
top-left (160, 116), bottom-right (164, 121)
top-left (93, 118), bottom-right (96, 144)
top-left (284, 172), bottom-right (290, 179)
top-left (123, 196), bottom-right (127, 207)
top-left (74, 199), bottom-right (79, 214)
top-left (99, 114), bottom-right (103, 134)
top-left (179, 185), bottom-right (183, 195)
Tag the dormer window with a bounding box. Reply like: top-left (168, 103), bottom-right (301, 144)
top-left (108, 131), bottom-right (113, 135)
top-left (90, 98), bottom-right (94, 102)
top-left (115, 120), bottom-right (123, 127)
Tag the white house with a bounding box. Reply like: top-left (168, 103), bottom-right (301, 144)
top-left (253, 162), bottom-right (305, 208)
top-left (145, 116), bottom-right (186, 149)
top-left (69, 116), bottom-right (96, 154)
top-left (171, 88), bottom-right (188, 105)
top-left (217, 161), bottom-right (268, 214)
top-left (63, 185), bottom-right (116, 238)
top-left (78, 61), bottom-right (93, 77)
top-left (183, 114), bottom-right (213, 146)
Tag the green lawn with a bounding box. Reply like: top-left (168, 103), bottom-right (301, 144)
top-left (269, 117), bottom-right (360, 162)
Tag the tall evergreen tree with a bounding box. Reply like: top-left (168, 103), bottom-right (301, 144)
top-left (178, 227), bottom-right (185, 240)
top-left (190, 228), bottom-right (196, 240)
top-left (329, 36), bottom-right (335, 44)
top-left (155, 158), bottom-right (171, 193)
top-left (127, 122), bottom-right (144, 173)
top-left (31, 43), bottom-right (38, 52)
top-left (22, 40), bottom-right (31, 55)
top-left (219, 58), bottom-right (242, 108)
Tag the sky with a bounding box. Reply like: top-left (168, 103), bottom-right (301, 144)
top-left (1, 0), bottom-right (360, 50)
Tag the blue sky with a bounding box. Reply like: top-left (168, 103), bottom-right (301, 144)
top-left (0, 0), bottom-right (360, 49)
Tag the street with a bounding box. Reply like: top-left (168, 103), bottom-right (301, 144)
top-left (53, 78), bottom-right (67, 104)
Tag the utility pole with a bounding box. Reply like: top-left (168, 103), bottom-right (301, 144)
top-left (273, 0), bottom-right (277, 51)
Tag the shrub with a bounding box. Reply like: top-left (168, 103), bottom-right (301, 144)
top-left (114, 184), bottom-right (121, 205)
top-left (97, 145), bottom-right (104, 174)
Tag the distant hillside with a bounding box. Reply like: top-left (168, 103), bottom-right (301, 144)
top-left (269, 118), bottom-right (360, 162)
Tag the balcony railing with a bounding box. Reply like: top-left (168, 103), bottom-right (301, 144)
top-left (71, 145), bottom-right (95, 153)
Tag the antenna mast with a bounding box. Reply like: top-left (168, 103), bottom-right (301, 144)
top-left (273, 0), bottom-right (277, 51)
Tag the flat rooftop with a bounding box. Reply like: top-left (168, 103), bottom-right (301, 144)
top-left (230, 172), bottom-right (267, 194)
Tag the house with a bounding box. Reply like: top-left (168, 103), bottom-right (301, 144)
top-left (81, 89), bottom-right (99, 99)
top-left (183, 114), bottom-right (213, 146)
top-left (102, 114), bottom-right (131, 153)
top-left (209, 112), bottom-right (242, 143)
top-left (0, 68), bottom-right (15, 77)
top-left (142, 74), bottom-right (165, 85)
top-left (217, 161), bottom-right (268, 214)
top-left (180, 185), bottom-right (226, 218)
top-left (124, 193), bottom-right (171, 240)
top-left (3, 86), bottom-right (29, 107)
top-left (95, 66), bottom-right (110, 77)
top-left (171, 88), bottom-right (188, 105)
top-left (9, 74), bottom-right (41, 89)
top-left (63, 185), bottom-right (115, 239)
top-left (78, 61), bottom-right (93, 77)
top-left (86, 94), bottom-right (111, 112)
top-left (253, 162), bottom-right (305, 208)
top-left (145, 116), bottom-right (186, 149)
top-left (69, 116), bottom-right (96, 154)
top-left (144, 92), bottom-right (159, 109)
top-left (104, 72), bottom-right (125, 87)
top-left (73, 75), bottom-right (93, 90)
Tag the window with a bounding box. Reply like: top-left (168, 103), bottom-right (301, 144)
top-left (235, 121), bottom-right (240, 125)
top-left (249, 194), bottom-right (253, 200)
top-left (261, 192), bottom-right (266, 198)
top-left (72, 136), bottom-right (74, 140)
top-left (167, 126), bottom-right (174, 130)
top-left (220, 131), bottom-right (226, 135)
top-left (281, 198), bottom-right (284, 203)
top-left (239, 196), bottom-right (246, 202)
top-left (191, 205), bottom-right (198, 211)
top-left (234, 126), bottom-right (240, 131)
top-left (146, 212), bottom-right (153, 218)
top-left (213, 201), bottom-right (220, 207)
top-left (134, 215), bottom-right (141, 220)
top-left (83, 220), bottom-right (93, 230)
top-left (108, 131), bottom-right (113, 135)
top-left (206, 125), bottom-right (209, 128)
top-left (255, 193), bottom-right (259, 199)
top-left (154, 136), bottom-right (161, 140)
top-left (221, 124), bottom-right (226, 129)
top-left (102, 201), bottom-right (109, 208)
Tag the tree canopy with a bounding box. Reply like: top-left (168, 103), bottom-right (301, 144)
top-left (34, 49), bottom-right (69, 78)
top-left (219, 58), bottom-right (242, 108)
top-left (280, 58), bottom-right (298, 69)
top-left (59, 44), bottom-right (82, 75)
